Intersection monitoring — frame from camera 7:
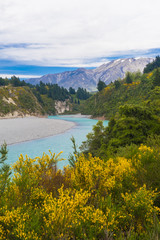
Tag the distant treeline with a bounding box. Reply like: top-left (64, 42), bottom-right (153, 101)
top-left (0, 76), bottom-right (91, 102)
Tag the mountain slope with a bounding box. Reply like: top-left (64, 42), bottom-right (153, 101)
top-left (28, 68), bottom-right (95, 91)
top-left (26, 57), bottom-right (153, 91)
top-left (93, 57), bottom-right (153, 84)
top-left (80, 68), bottom-right (160, 118)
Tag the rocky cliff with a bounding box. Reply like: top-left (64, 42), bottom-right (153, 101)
top-left (54, 100), bottom-right (71, 114)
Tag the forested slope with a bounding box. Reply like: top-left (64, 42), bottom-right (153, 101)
top-left (0, 76), bottom-right (91, 117)
top-left (81, 69), bottom-right (160, 119)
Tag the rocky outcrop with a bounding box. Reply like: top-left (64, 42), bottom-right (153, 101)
top-left (54, 100), bottom-right (71, 114)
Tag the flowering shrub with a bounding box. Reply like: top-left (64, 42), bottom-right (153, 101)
top-left (124, 81), bottom-right (140, 87)
top-left (71, 154), bottom-right (137, 199)
top-left (0, 148), bottom-right (159, 239)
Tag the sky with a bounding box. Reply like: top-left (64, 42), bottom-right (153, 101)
top-left (0, 0), bottom-right (160, 78)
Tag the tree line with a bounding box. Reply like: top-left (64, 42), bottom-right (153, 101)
top-left (0, 76), bottom-right (91, 102)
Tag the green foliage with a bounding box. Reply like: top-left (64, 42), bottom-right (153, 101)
top-left (0, 143), bottom-right (11, 196)
top-left (68, 136), bottom-right (80, 167)
top-left (125, 72), bottom-right (133, 84)
top-left (32, 88), bottom-right (43, 104)
top-left (0, 86), bottom-right (44, 116)
top-left (0, 78), bottom-right (7, 86)
top-left (0, 142), bottom-right (8, 164)
top-left (35, 82), bottom-right (70, 101)
top-left (119, 104), bottom-right (153, 119)
top-left (114, 79), bottom-right (121, 89)
top-left (41, 95), bottom-right (56, 115)
top-left (97, 79), bottom-right (106, 91)
top-left (10, 76), bottom-right (26, 87)
top-left (18, 88), bottom-right (39, 112)
top-left (153, 68), bottom-right (160, 86)
top-left (144, 56), bottom-right (160, 73)
top-left (37, 81), bottom-right (48, 94)
top-left (69, 87), bottom-right (76, 94)
top-left (81, 105), bottom-right (160, 158)
top-left (76, 87), bottom-right (90, 100)
top-left (80, 120), bottom-right (105, 157)
top-left (81, 70), bottom-right (159, 118)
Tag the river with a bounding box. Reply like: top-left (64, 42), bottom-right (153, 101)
top-left (7, 115), bottom-right (108, 169)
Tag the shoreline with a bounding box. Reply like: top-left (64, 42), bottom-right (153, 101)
top-left (0, 117), bottom-right (76, 146)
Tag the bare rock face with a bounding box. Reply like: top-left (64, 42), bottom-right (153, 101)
top-left (27, 57), bottom-right (154, 91)
top-left (54, 100), bottom-right (70, 114)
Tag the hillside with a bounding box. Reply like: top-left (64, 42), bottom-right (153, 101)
top-left (26, 57), bottom-right (153, 91)
top-left (0, 86), bottom-right (44, 118)
top-left (80, 69), bottom-right (160, 119)
top-left (0, 77), bottom-right (92, 117)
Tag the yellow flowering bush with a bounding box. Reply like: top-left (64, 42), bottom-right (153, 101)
top-left (42, 187), bottom-right (107, 239)
top-left (4, 151), bottom-right (67, 207)
top-left (0, 206), bottom-right (41, 240)
top-left (0, 149), bottom-right (159, 239)
top-left (124, 81), bottom-right (140, 87)
top-left (147, 72), bottom-right (153, 79)
top-left (119, 185), bottom-right (160, 234)
top-left (138, 144), bottom-right (153, 153)
top-left (71, 154), bottom-right (138, 199)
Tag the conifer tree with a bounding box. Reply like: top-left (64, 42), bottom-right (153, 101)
top-left (126, 72), bottom-right (132, 84)
top-left (153, 68), bottom-right (160, 86)
top-left (97, 80), bottom-right (106, 91)
top-left (0, 143), bottom-right (11, 195)
top-left (114, 80), bottom-right (121, 89)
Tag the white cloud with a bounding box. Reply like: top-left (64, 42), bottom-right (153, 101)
top-left (0, 74), bottom-right (41, 79)
top-left (0, 0), bottom-right (160, 66)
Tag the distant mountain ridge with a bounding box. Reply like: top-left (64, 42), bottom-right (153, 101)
top-left (26, 57), bottom-right (154, 91)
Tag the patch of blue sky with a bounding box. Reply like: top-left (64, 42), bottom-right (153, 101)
top-left (0, 43), bottom-right (31, 49)
top-left (0, 48), bottom-right (159, 78)
top-left (0, 60), bottom-right (77, 76)
top-left (79, 48), bottom-right (160, 64)
top-left (105, 48), bottom-right (160, 61)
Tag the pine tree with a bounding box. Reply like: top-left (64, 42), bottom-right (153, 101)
top-left (97, 80), bottom-right (106, 91)
top-left (114, 80), bottom-right (121, 89)
top-left (126, 72), bottom-right (132, 84)
top-left (153, 68), bottom-right (160, 86)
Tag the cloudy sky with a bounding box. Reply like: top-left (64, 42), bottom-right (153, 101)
top-left (0, 0), bottom-right (160, 76)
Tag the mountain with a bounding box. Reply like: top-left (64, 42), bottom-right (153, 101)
top-left (92, 57), bottom-right (153, 84)
top-left (27, 68), bottom-right (95, 91)
top-left (26, 57), bottom-right (153, 91)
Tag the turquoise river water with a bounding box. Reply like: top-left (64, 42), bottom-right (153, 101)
top-left (7, 115), bottom-right (108, 169)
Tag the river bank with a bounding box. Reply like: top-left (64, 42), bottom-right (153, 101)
top-left (0, 117), bottom-right (76, 145)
